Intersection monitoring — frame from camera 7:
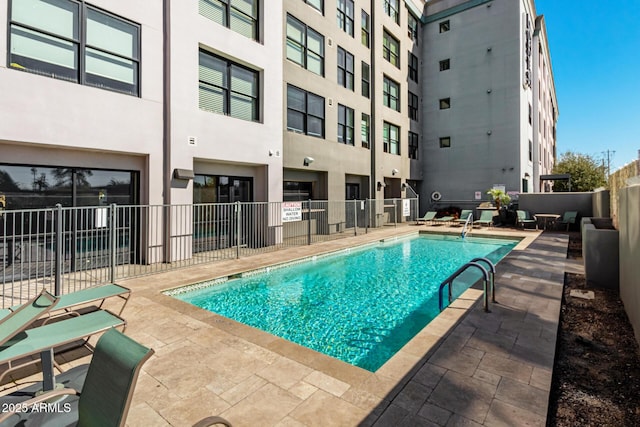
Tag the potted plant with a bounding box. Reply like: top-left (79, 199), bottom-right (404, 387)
top-left (486, 189), bottom-right (511, 210)
top-left (486, 189), bottom-right (511, 225)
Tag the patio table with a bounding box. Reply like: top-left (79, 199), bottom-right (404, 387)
top-left (534, 213), bottom-right (560, 230)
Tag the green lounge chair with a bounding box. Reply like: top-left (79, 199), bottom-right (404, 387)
top-left (431, 215), bottom-right (455, 225)
top-left (0, 328), bottom-right (153, 427)
top-left (0, 289), bottom-right (58, 347)
top-left (516, 210), bottom-right (537, 230)
top-left (0, 284), bottom-right (131, 323)
top-left (417, 211), bottom-right (437, 225)
top-left (556, 211), bottom-right (578, 231)
top-left (0, 310), bottom-right (126, 388)
top-left (456, 210), bottom-right (474, 226)
top-left (476, 210), bottom-right (496, 227)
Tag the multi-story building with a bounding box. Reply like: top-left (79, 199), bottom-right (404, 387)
top-left (420, 0), bottom-right (558, 206)
top-left (0, 0), bottom-right (557, 223)
top-left (0, 0), bottom-right (283, 211)
top-left (282, 0), bottom-right (425, 202)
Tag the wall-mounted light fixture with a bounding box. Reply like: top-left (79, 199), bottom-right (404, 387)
top-left (392, 168), bottom-right (399, 175)
top-left (377, 181), bottom-right (386, 191)
top-left (173, 168), bottom-right (195, 180)
top-left (303, 156), bottom-right (314, 166)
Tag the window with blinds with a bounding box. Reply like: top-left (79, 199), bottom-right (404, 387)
top-left (286, 85), bottom-right (324, 138)
top-left (383, 76), bottom-right (400, 112)
top-left (382, 31), bottom-right (399, 68)
top-left (286, 15), bottom-right (324, 76)
top-left (199, 0), bottom-right (259, 41)
top-left (337, 104), bottom-right (354, 145)
top-left (8, 0), bottom-right (140, 96)
top-left (337, 47), bottom-right (354, 90)
top-left (199, 49), bottom-right (259, 122)
top-left (383, 122), bottom-right (400, 155)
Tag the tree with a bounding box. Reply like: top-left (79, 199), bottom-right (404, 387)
top-left (552, 151), bottom-right (606, 192)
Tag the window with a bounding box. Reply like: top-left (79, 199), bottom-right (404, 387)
top-left (199, 50), bottom-right (259, 122)
top-left (529, 140), bottom-right (533, 161)
top-left (361, 10), bottom-right (370, 47)
top-left (8, 0), bottom-right (140, 96)
top-left (439, 59), bottom-right (450, 71)
top-left (408, 91), bottom-right (419, 121)
top-left (408, 13), bottom-right (419, 42)
top-left (383, 76), bottom-right (400, 112)
top-left (287, 85), bottom-right (325, 138)
top-left (361, 113), bottom-right (370, 148)
top-left (286, 15), bottom-right (324, 76)
top-left (284, 181), bottom-right (314, 201)
top-left (337, 47), bottom-right (354, 90)
top-left (303, 0), bottom-right (323, 13)
top-left (338, 105), bottom-right (354, 145)
top-left (439, 20), bottom-right (450, 33)
top-left (439, 98), bottom-right (450, 110)
top-left (383, 31), bottom-right (400, 68)
top-left (337, 0), bottom-right (354, 37)
top-left (409, 52), bottom-right (419, 82)
top-left (408, 132), bottom-right (419, 159)
top-left (384, 0), bottom-right (400, 24)
top-left (194, 174), bottom-right (253, 203)
top-left (439, 137), bottom-right (451, 148)
top-left (383, 122), bottom-right (400, 155)
top-left (0, 164), bottom-right (138, 210)
top-left (199, 0), bottom-right (259, 40)
top-left (361, 62), bottom-right (370, 98)
top-left (196, 53), bottom-right (257, 122)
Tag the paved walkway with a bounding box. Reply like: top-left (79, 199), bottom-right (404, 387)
top-left (1, 225), bottom-right (578, 426)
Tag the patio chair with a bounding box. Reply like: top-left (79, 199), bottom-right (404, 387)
top-left (0, 309), bottom-right (126, 387)
top-left (456, 210), bottom-right (474, 226)
top-left (431, 215), bottom-right (455, 226)
top-left (417, 211), bottom-right (437, 225)
top-left (0, 328), bottom-right (153, 427)
top-left (516, 210), bottom-right (537, 230)
top-left (0, 284), bottom-right (131, 324)
top-left (475, 210), bottom-right (496, 227)
top-left (0, 289), bottom-right (58, 347)
top-left (556, 211), bottom-right (578, 231)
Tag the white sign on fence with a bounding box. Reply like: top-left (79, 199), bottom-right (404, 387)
top-left (282, 202), bottom-right (302, 222)
top-left (402, 199), bottom-right (411, 217)
top-left (95, 208), bottom-right (108, 228)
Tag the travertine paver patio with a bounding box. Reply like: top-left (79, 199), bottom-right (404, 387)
top-left (1, 224), bottom-right (578, 426)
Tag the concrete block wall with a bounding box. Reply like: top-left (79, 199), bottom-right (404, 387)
top-left (619, 184), bottom-right (640, 345)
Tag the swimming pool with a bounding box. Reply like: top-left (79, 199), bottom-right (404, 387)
top-left (170, 234), bottom-right (518, 371)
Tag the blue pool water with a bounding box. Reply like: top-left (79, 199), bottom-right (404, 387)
top-left (173, 234), bottom-right (518, 371)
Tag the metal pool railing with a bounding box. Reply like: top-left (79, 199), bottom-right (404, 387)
top-left (0, 198), bottom-right (418, 307)
top-left (438, 257), bottom-right (496, 313)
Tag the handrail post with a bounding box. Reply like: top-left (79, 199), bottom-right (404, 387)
top-left (54, 204), bottom-right (62, 295)
top-left (110, 203), bottom-right (117, 283)
top-left (353, 199), bottom-right (357, 236)
top-left (307, 199), bottom-right (312, 245)
top-left (236, 201), bottom-right (241, 259)
top-left (394, 199), bottom-right (397, 227)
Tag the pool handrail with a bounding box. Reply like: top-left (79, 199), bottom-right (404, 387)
top-left (438, 261), bottom-right (491, 313)
top-left (461, 212), bottom-right (474, 238)
top-left (470, 257), bottom-right (496, 303)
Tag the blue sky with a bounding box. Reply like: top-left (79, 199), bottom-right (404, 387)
top-left (535, 0), bottom-right (640, 173)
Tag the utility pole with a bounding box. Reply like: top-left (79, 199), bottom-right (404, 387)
top-left (602, 150), bottom-right (615, 178)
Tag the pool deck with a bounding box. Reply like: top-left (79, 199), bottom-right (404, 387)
top-left (1, 224), bottom-right (582, 426)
